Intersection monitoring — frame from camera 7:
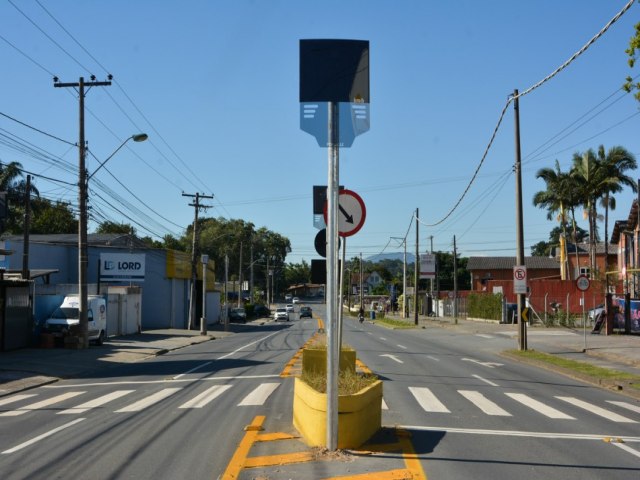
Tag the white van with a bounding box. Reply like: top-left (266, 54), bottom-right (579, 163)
top-left (45, 295), bottom-right (107, 345)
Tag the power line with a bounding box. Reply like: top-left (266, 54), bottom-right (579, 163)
top-left (0, 110), bottom-right (76, 146)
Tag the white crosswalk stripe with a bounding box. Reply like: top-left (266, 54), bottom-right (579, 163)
top-left (238, 383), bottom-right (280, 406)
top-left (0, 392), bottom-right (86, 417)
top-left (556, 396), bottom-right (637, 423)
top-left (0, 393), bottom-right (38, 407)
top-left (607, 400), bottom-right (640, 415)
top-left (115, 388), bottom-right (182, 413)
top-left (58, 390), bottom-right (135, 415)
top-left (409, 387), bottom-right (450, 413)
top-left (458, 390), bottom-right (511, 416)
top-left (505, 393), bottom-right (575, 419)
top-left (179, 385), bottom-right (232, 409)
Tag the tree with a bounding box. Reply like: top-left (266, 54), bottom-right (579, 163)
top-left (283, 260), bottom-right (310, 286)
top-left (95, 221), bottom-right (135, 234)
top-left (30, 199), bottom-right (77, 234)
top-left (624, 20), bottom-right (640, 101)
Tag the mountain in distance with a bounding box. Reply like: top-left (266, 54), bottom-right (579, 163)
top-left (366, 252), bottom-right (416, 264)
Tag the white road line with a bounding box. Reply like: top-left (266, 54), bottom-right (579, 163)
top-left (505, 393), bottom-right (574, 419)
top-left (2, 418), bottom-right (86, 454)
top-left (173, 331), bottom-right (281, 379)
top-left (382, 399), bottom-right (389, 410)
top-left (0, 392), bottom-right (86, 417)
top-left (462, 358), bottom-right (503, 368)
top-left (395, 424), bottom-right (640, 443)
top-left (556, 396), bottom-right (637, 423)
top-left (379, 337), bottom-right (387, 341)
top-left (472, 375), bottom-right (499, 387)
top-left (179, 385), bottom-right (232, 409)
top-left (0, 393), bottom-right (37, 407)
top-left (476, 334), bottom-right (494, 339)
top-left (58, 390), bottom-right (135, 415)
top-left (409, 387), bottom-right (450, 413)
top-left (115, 388), bottom-right (182, 413)
top-left (459, 390), bottom-right (511, 416)
top-left (397, 345), bottom-right (407, 349)
top-left (44, 374), bottom-right (281, 388)
top-left (607, 400), bottom-right (640, 415)
top-left (426, 355), bottom-right (440, 362)
top-left (611, 441), bottom-right (640, 459)
top-left (380, 354), bottom-right (403, 364)
top-left (238, 383), bottom-right (280, 406)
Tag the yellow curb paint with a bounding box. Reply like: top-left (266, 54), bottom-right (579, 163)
top-left (220, 415), bottom-right (265, 480)
top-left (244, 451), bottom-right (316, 468)
top-left (397, 429), bottom-right (427, 480)
top-left (322, 468), bottom-right (417, 480)
top-left (256, 432), bottom-right (300, 442)
top-left (356, 359), bottom-right (373, 374)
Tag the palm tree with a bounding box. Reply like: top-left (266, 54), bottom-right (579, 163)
top-left (596, 145), bottom-right (637, 287)
top-left (533, 160), bottom-right (582, 279)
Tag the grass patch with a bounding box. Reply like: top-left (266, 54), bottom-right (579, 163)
top-left (507, 349), bottom-right (640, 390)
top-left (301, 369), bottom-right (378, 395)
top-left (374, 317), bottom-right (416, 329)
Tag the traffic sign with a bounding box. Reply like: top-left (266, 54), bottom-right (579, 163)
top-left (521, 307), bottom-right (529, 323)
top-left (576, 275), bottom-right (590, 291)
top-left (513, 266), bottom-right (527, 294)
top-left (323, 189), bottom-right (366, 237)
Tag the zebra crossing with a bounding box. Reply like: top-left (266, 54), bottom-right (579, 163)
top-left (0, 382), bottom-right (281, 418)
top-left (406, 387), bottom-right (639, 423)
top-left (1, 382), bottom-right (639, 427)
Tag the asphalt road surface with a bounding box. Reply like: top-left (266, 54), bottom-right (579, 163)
top-left (1, 300), bottom-right (638, 479)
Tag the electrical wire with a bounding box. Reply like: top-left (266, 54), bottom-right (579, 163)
top-left (0, 111), bottom-right (75, 146)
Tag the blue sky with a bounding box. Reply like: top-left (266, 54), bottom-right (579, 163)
top-left (1, 0), bottom-right (639, 265)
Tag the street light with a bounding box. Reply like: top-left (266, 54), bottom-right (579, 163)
top-left (77, 133), bottom-right (148, 348)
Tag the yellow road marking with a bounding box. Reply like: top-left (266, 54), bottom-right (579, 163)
top-left (244, 451), bottom-right (316, 468)
top-left (396, 429), bottom-right (428, 480)
top-left (256, 432), bottom-right (300, 442)
top-left (220, 415), bottom-right (265, 480)
top-left (356, 359), bottom-right (372, 374)
top-left (323, 468), bottom-right (417, 480)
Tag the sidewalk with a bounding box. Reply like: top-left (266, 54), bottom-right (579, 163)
top-left (0, 322), bottom-right (240, 397)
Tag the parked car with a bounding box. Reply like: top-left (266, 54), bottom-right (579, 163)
top-left (44, 295), bottom-right (107, 345)
top-left (274, 308), bottom-right (289, 322)
top-left (299, 306), bottom-right (312, 318)
top-left (292, 297), bottom-right (300, 304)
top-left (286, 304), bottom-right (294, 313)
top-left (228, 307), bottom-right (247, 323)
top-left (253, 305), bottom-right (271, 318)
top-left (588, 304), bottom-right (605, 322)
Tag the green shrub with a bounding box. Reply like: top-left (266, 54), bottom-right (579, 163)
top-left (468, 293), bottom-right (502, 320)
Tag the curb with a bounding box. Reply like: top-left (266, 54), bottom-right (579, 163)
top-left (500, 350), bottom-right (640, 401)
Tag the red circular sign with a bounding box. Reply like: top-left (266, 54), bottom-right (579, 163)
top-left (323, 189), bottom-right (366, 237)
top-left (576, 275), bottom-right (590, 291)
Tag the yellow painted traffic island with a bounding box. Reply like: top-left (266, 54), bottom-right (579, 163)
top-left (293, 375), bottom-right (383, 449)
top-left (301, 347), bottom-right (356, 375)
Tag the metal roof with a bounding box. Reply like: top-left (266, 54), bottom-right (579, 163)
top-left (467, 256), bottom-right (560, 270)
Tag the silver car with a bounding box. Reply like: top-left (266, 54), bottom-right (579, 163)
top-left (274, 308), bottom-right (289, 322)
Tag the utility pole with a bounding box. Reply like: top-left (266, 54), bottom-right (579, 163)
top-left (22, 175), bottom-right (31, 280)
top-left (238, 241), bottom-right (243, 308)
top-left (224, 254), bottom-right (229, 331)
top-left (183, 192), bottom-right (213, 329)
top-left (429, 235), bottom-right (434, 305)
top-left (414, 208), bottom-right (419, 325)
top-left (360, 252), bottom-right (364, 313)
top-left (250, 241), bottom-right (254, 303)
top-left (453, 235), bottom-right (458, 324)
top-left (513, 89), bottom-right (527, 351)
top-left (54, 76), bottom-right (111, 349)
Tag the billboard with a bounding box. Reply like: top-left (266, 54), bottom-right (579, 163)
top-left (100, 253), bottom-right (145, 282)
top-left (420, 253), bottom-right (436, 279)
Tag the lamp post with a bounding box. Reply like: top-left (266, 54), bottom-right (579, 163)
top-left (79, 133), bottom-right (147, 348)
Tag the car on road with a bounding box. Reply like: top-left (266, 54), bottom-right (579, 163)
top-left (286, 304), bottom-right (294, 313)
top-left (299, 306), bottom-right (312, 318)
top-left (284, 294), bottom-right (293, 302)
top-left (292, 297), bottom-right (300, 304)
top-left (274, 308), bottom-right (289, 322)
top-left (228, 307), bottom-right (247, 323)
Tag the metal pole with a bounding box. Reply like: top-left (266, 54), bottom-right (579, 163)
top-left (22, 175), bottom-right (31, 280)
top-left (326, 101), bottom-right (339, 450)
top-left (224, 254), bottom-right (229, 331)
top-left (513, 89), bottom-right (527, 351)
top-left (453, 235), bottom-right (458, 323)
top-left (582, 291), bottom-right (587, 352)
top-left (201, 256), bottom-right (207, 335)
top-left (403, 240), bottom-right (407, 318)
top-left (338, 237), bottom-right (346, 350)
top-left (238, 241), bottom-right (243, 308)
top-left (414, 208), bottom-right (419, 325)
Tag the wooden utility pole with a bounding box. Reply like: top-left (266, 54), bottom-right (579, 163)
top-left (513, 89), bottom-right (527, 351)
top-left (54, 76), bottom-right (111, 348)
top-left (183, 192), bottom-right (213, 329)
top-left (453, 235), bottom-right (458, 324)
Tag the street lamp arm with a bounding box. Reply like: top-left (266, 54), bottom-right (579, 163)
top-left (87, 133), bottom-right (147, 181)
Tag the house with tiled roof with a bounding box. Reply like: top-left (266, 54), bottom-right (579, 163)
top-left (467, 256), bottom-right (560, 291)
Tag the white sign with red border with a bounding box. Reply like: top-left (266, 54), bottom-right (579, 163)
top-left (323, 189), bottom-right (366, 237)
top-left (513, 266), bottom-right (527, 294)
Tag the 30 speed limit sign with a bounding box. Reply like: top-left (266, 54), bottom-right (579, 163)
top-left (576, 275), bottom-right (590, 291)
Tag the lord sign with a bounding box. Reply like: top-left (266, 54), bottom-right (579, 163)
top-left (100, 253), bottom-right (145, 282)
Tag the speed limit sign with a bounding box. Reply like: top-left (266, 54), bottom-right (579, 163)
top-left (576, 275), bottom-right (590, 291)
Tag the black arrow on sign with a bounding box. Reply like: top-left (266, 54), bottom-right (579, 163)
top-left (339, 204), bottom-right (354, 224)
